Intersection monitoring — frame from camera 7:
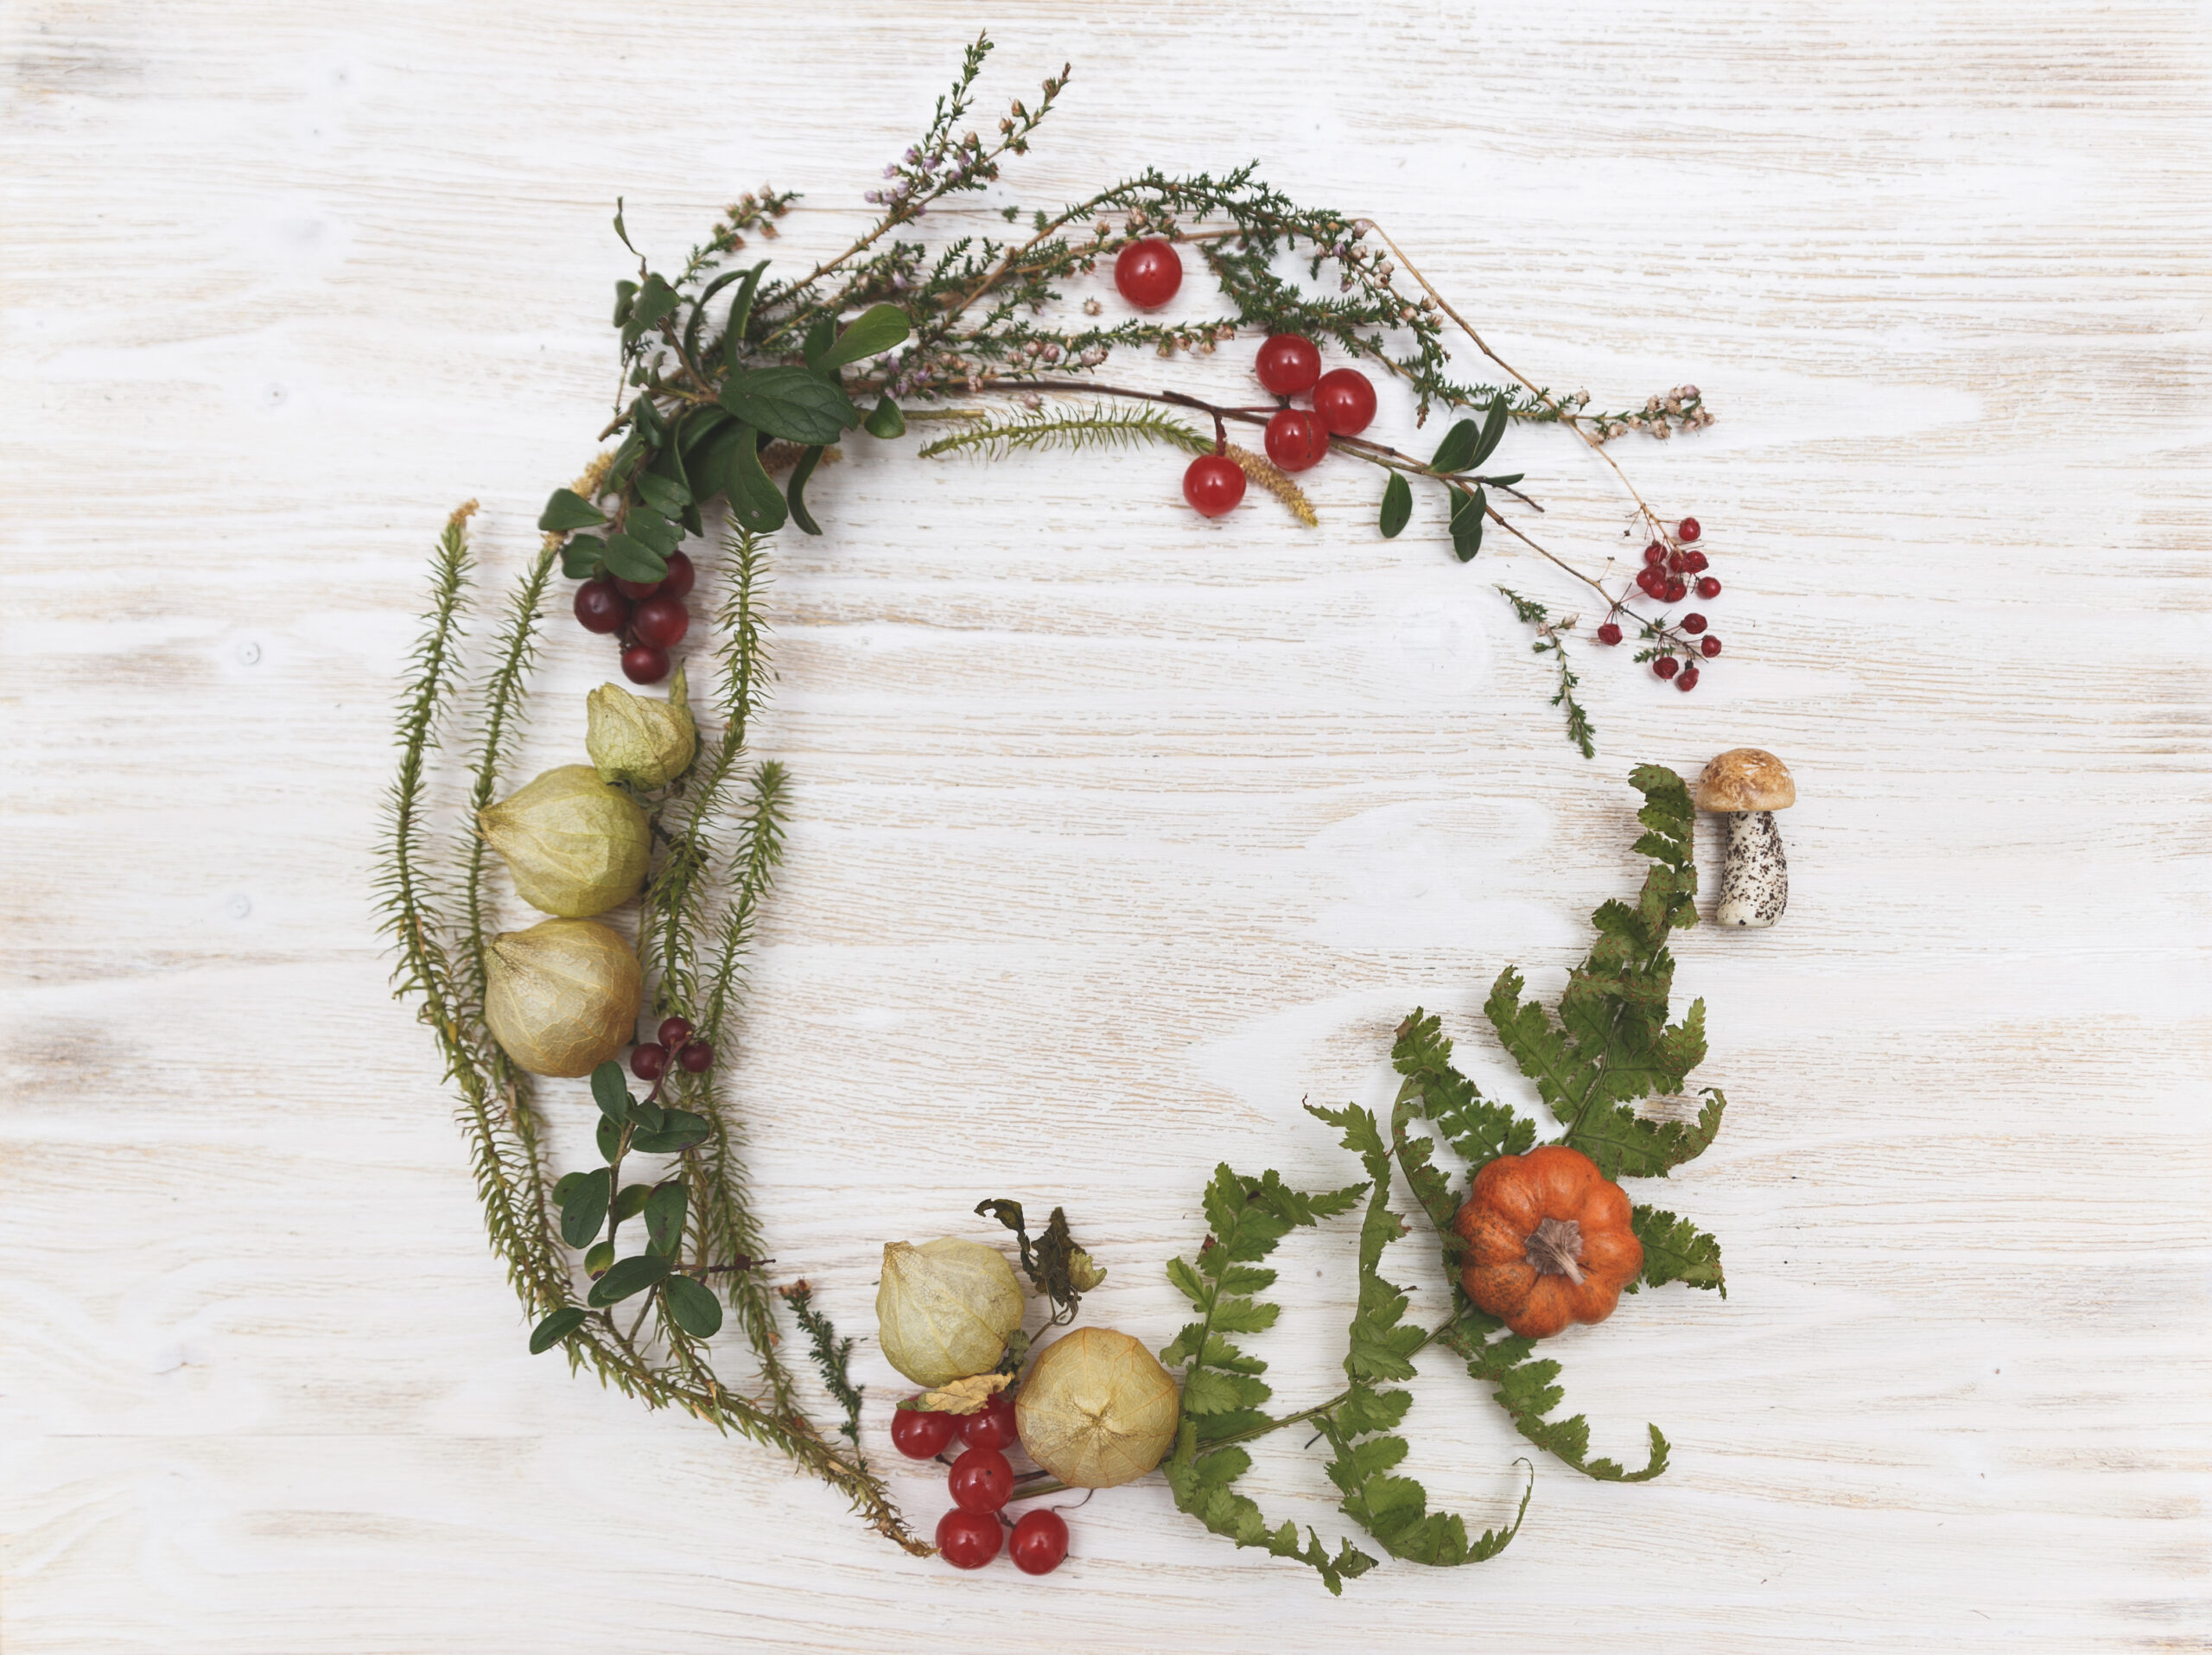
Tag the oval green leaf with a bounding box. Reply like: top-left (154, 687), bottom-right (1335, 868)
top-left (723, 261), bottom-right (770, 370)
top-left (537, 488), bottom-right (608, 533)
top-left (529, 1306), bottom-right (589, 1354)
top-left (719, 424), bottom-right (789, 534)
top-left (1429, 418), bottom-right (1479, 476)
top-left (719, 366), bottom-right (859, 446)
top-left (1468, 395), bottom-right (1511, 468)
top-left (818, 304), bottom-right (912, 372)
top-left (612, 1182), bottom-right (652, 1223)
top-left (589, 1061), bottom-right (632, 1124)
top-left (595, 1113), bottom-right (623, 1164)
top-left (663, 1275), bottom-right (724, 1339)
top-left (1379, 473), bottom-right (1412, 539)
top-left (864, 395), bottom-right (906, 440)
top-left (631, 1109), bottom-right (709, 1155)
top-left (645, 1183), bottom-right (689, 1256)
top-left (785, 445), bottom-right (825, 537)
top-left (560, 535), bottom-right (606, 579)
top-left (601, 532), bottom-right (669, 584)
top-left (559, 1168), bottom-right (611, 1249)
top-left (587, 1251), bottom-right (672, 1308)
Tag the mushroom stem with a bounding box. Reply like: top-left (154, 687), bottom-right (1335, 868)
top-left (1718, 810), bottom-right (1789, 928)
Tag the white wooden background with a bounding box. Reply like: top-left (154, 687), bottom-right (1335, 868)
top-left (4, 2), bottom-right (2207, 1650)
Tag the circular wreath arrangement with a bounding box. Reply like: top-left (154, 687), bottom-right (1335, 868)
top-left (381, 35), bottom-right (1748, 1588)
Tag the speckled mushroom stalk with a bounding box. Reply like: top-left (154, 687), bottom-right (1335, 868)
top-left (1694, 748), bottom-right (1797, 930)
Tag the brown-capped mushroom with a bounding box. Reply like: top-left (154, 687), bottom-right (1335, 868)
top-left (1694, 748), bottom-right (1796, 928)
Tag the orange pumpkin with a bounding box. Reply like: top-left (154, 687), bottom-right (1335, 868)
top-left (1451, 1145), bottom-right (1643, 1339)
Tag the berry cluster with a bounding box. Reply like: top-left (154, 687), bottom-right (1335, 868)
top-left (630, 1014), bottom-right (714, 1083)
top-left (572, 550), bottom-right (697, 685)
top-left (1592, 517), bottom-right (1725, 691)
top-left (892, 1387), bottom-right (1070, 1575)
top-left (1177, 328), bottom-right (1380, 519)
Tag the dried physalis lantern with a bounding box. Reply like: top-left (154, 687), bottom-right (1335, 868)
top-left (482, 917), bottom-right (641, 1078)
top-left (477, 766), bottom-right (651, 918)
top-left (586, 666), bottom-right (697, 790)
top-left (874, 1238), bottom-right (1025, 1388)
top-left (1014, 1326), bottom-right (1179, 1488)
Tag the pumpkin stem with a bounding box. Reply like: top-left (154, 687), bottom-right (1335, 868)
top-left (1524, 1217), bottom-right (1586, 1284)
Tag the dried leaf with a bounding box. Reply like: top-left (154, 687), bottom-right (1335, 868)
top-left (918, 1371), bottom-right (1012, 1416)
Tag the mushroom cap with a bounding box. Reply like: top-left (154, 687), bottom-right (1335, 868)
top-left (1694, 748), bottom-right (1796, 812)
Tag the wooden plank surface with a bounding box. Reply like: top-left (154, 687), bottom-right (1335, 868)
top-left (3, 1), bottom-right (2207, 1650)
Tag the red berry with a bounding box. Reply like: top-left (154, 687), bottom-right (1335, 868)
top-left (1635, 569), bottom-right (1662, 596)
top-left (677, 1040), bottom-right (713, 1073)
top-left (1182, 452), bottom-right (1246, 518)
top-left (660, 551), bottom-right (696, 599)
top-left (1695, 576), bottom-right (1721, 599)
top-left (1668, 551), bottom-right (1689, 573)
top-left (1263, 409), bottom-right (1329, 473)
top-left (1677, 666), bottom-right (1700, 691)
top-left (1643, 542), bottom-right (1667, 568)
top-left (935, 1508), bottom-right (1001, 1569)
top-left (1653, 656), bottom-right (1680, 680)
top-left (891, 1401), bottom-right (959, 1460)
top-left (1312, 367), bottom-right (1377, 435)
top-left (1009, 1508), bottom-right (1070, 1575)
top-left (959, 1390), bottom-right (1020, 1451)
top-left (657, 1015), bottom-right (693, 1049)
top-left (1255, 334), bottom-right (1323, 398)
top-left (574, 580), bottom-right (630, 635)
top-left (1681, 613), bottom-right (1707, 634)
top-left (948, 1447), bottom-right (1014, 1514)
top-left (1684, 551), bottom-right (1709, 573)
top-left (630, 1043), bottom-right (668, 1080)
top-left (632, 595), bottom-right (690, 650)
top-left (1700, 635), bottom-right (1721, 658)
top-left (1677, 517), bottom-right (1701, 543)
top-left (1113, 238), bottom-right (1182, 308)
top-left (613, 575), bottom-right (664, 602)
top-left (1596, 622), bottom-right (1624, 646)
top-left (1662, 578), bottom-right (1688, 603)
top-left (621, 643), bottom-right (671, 684)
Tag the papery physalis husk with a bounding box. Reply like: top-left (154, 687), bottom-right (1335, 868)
top-left (1066, 1249), bottom-right (1108, 1293)
top-left (916, 1372), bottom-right (1012, 1416)
top-left (586, 666), bottom-right (697, 790)
top-left (477, 765), bottom-right (650, 918)
top-left (874, 1238), bottom-right (1024, 1388)
top-left (482, 917), bottom-right (641, 1078)
top-left (1014, 1326), bottom-right (1179, 1489)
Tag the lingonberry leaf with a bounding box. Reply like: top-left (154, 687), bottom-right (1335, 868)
top-left (816, 302), bottom-right (912, 372)
top-left (587, 1251), bottom-right (671, 1308)
top-left (601, 531), bottom-right (669, 584)
top-left (589, 1061), bottom-right (632, 1124)
top-left (630, 1108), bottom-right (710, 1155)
top-left (1378, 471), bottom-right (1412, 538)
top-left (1467, 393), bottom-right (1511, 468)
top-left (644, 1182), bottom-right (688, 1256)
top-left (611, 1181), bottom-right (652, 1223)
top-left (1428, 417), bottom-right (1479, 475)
top-left (663, 1273), bottom-right (724, 1338)
top-left (529, 1307), bottom-right (589, 1354)
top-left (1448, 486), bottom-right (1486, 562)
top-left (558, 1168), bottom-right (611, 1249)
top-left (560, 535), bottom-right (605, 580)
top-left (537, 488), bottom-right (607, 532)
top-left (863, 395), bottom-right (906, 439)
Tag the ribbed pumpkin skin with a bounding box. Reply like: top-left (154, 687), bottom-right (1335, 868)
top-left (1014, 1327), bottom-right (1179, 1488)
top-left (1452, 1145), bottom-right (1643, 1338)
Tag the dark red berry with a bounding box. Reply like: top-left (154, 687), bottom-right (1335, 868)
top-left (1677, 665), bottom-right (1700, 691)
top-left (1677, 516), bottom-right (1701, 543)
top-left (1009, 1508), bottom-right (1070, 1575)
top-left (935, 1508), bottom-right (1001, 1569)
top-left (574, 580), bottom-right (629, 635)
top-left (1684, 551), bottom-right (1709, 573)
top-left (958, 1391), bottom-right (1020, 1451)
top-left (1113, 238), bottom-right (1182, 308)
top-left (660, 551), bottom-right (696, 599)
top-left (1681, 613), bottom-right (1707, 634)
top-left (891, 1400), bottom-right (960, 1460)
top-left (621, 643), bottom-right (671, 684)
top-left (1668, 551), bottom-right (1689, 573)
top-left (1597, 622), bottom-right (1624, 646)
top-left (1183, 452), bottom-right (1246, 518)
top-left (1695, 576), bottom-right (1721, 599)
top-left (657, 1015), bottom-right (693, 1049)
top-left (613, 575), bottom-right (664, 602)
top-left (632, 595), bottom-right (690, 650)
top-left (1662, 578), bottom-right (1688, 603)
top-left (948, 1447), bottom-right (1014, 1514)
top-left (631, 1042), bottom-right (669, 1080)
top-left (1255, 334), bottom-right (1323, 398)
top-left (1653, 656), bottom-right (1680, 680)
top-left (1700, 635), bottom-right (1721, 658)
top-left (677, 1040), bottom-right (712, 1073)
top-left (1312, 367), bottom-right (1377, 436)
top-left (1636, 568), bottom-right (1665, 596)
top-left (1263, 408), bottom-right (1329, 473)
top-left (1643, 542), bottom-right (1668, 568)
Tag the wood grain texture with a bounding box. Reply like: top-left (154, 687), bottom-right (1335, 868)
top-left (3, 1), bottom-right (2208, 1650)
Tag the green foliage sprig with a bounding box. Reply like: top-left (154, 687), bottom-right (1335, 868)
top-left (531, 32), bottom-right (1727, 754)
